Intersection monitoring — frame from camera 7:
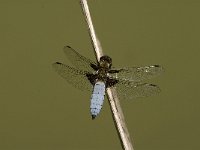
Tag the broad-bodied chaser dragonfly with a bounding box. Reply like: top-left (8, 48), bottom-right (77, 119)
top-left (52, 46), bottom-right (163, 119)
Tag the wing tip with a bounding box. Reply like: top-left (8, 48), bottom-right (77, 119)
top-left (63, 45), bottom-right (71, 49)
top-left (149, 84), bottom-right (161, 92)
top-left (52, 62), bottom-right (63, 71)
top-left (157, 64), bottom-right (164, 69)
top-left (149, 83), bottom-right (157, 87)
top-left (153, 65), bottom-right (160, 67)
top-left (66, 45), bottom-right (71, 48)
top-left (151, 65), bottom-right (164, 74)
top-left (52, 62), bottom-right (62, 66)
top-left (152, 64), bottom-right (164, 70)
top-left (63, 45), bottom-right (77, 54)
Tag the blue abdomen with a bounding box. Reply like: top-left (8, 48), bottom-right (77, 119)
top-left (90, 81), bottom-right (106, 119)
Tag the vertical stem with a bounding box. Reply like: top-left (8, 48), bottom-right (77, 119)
top-left (107, 88), bottom-right (134, 150)
top-left (80, 0), bottom-right (134, 150)
top-left (80, 0), bottom-right (103, 61)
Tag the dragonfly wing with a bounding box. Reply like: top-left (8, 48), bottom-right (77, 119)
top-left (63, 46), bottom-right (97, 72)
top-left (109, 65), bottom-right (163, 82)
top-left (52, 62), bottom-right (92, 92)
top-left (115, 80), bottom-right (161, 100)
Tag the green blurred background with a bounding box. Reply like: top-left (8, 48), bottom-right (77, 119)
top-left (0, 0), bottom-right (199, 150)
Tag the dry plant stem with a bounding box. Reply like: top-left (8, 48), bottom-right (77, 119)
top-left (80, 0), bottom-right (134, 150)
top-left (107, 87), bottom-right (134, 150)
top-left (80, 0), bottom-right (103, 61)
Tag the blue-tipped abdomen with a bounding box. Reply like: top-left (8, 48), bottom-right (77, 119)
top-left (90, 81), bottom-right (106, 119)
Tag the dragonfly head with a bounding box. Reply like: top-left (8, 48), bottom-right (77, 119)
top-left (99, 55), bottom-right (112, 69)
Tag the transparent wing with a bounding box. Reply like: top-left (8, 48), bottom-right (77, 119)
top-left (52, 62), bottom-right (92, 92)
top-left (63, 46), bottom-right (97, 72)
top-left (109, 65), bottom-right (163, 82)
top-left (115, 80), bottom-right (161, 100)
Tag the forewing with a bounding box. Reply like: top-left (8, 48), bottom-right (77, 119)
top-left (63, 46), bottom-right (97, 72)
top-left (115, 80), bottom-right (161, 100)
top-left (109, 65), bottom-right (163, 82)
top-left (52, 62), bottom-right (92, 92)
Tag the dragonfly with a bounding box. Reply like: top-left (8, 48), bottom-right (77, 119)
top-left (52, 46), bottom-right (163, 119)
